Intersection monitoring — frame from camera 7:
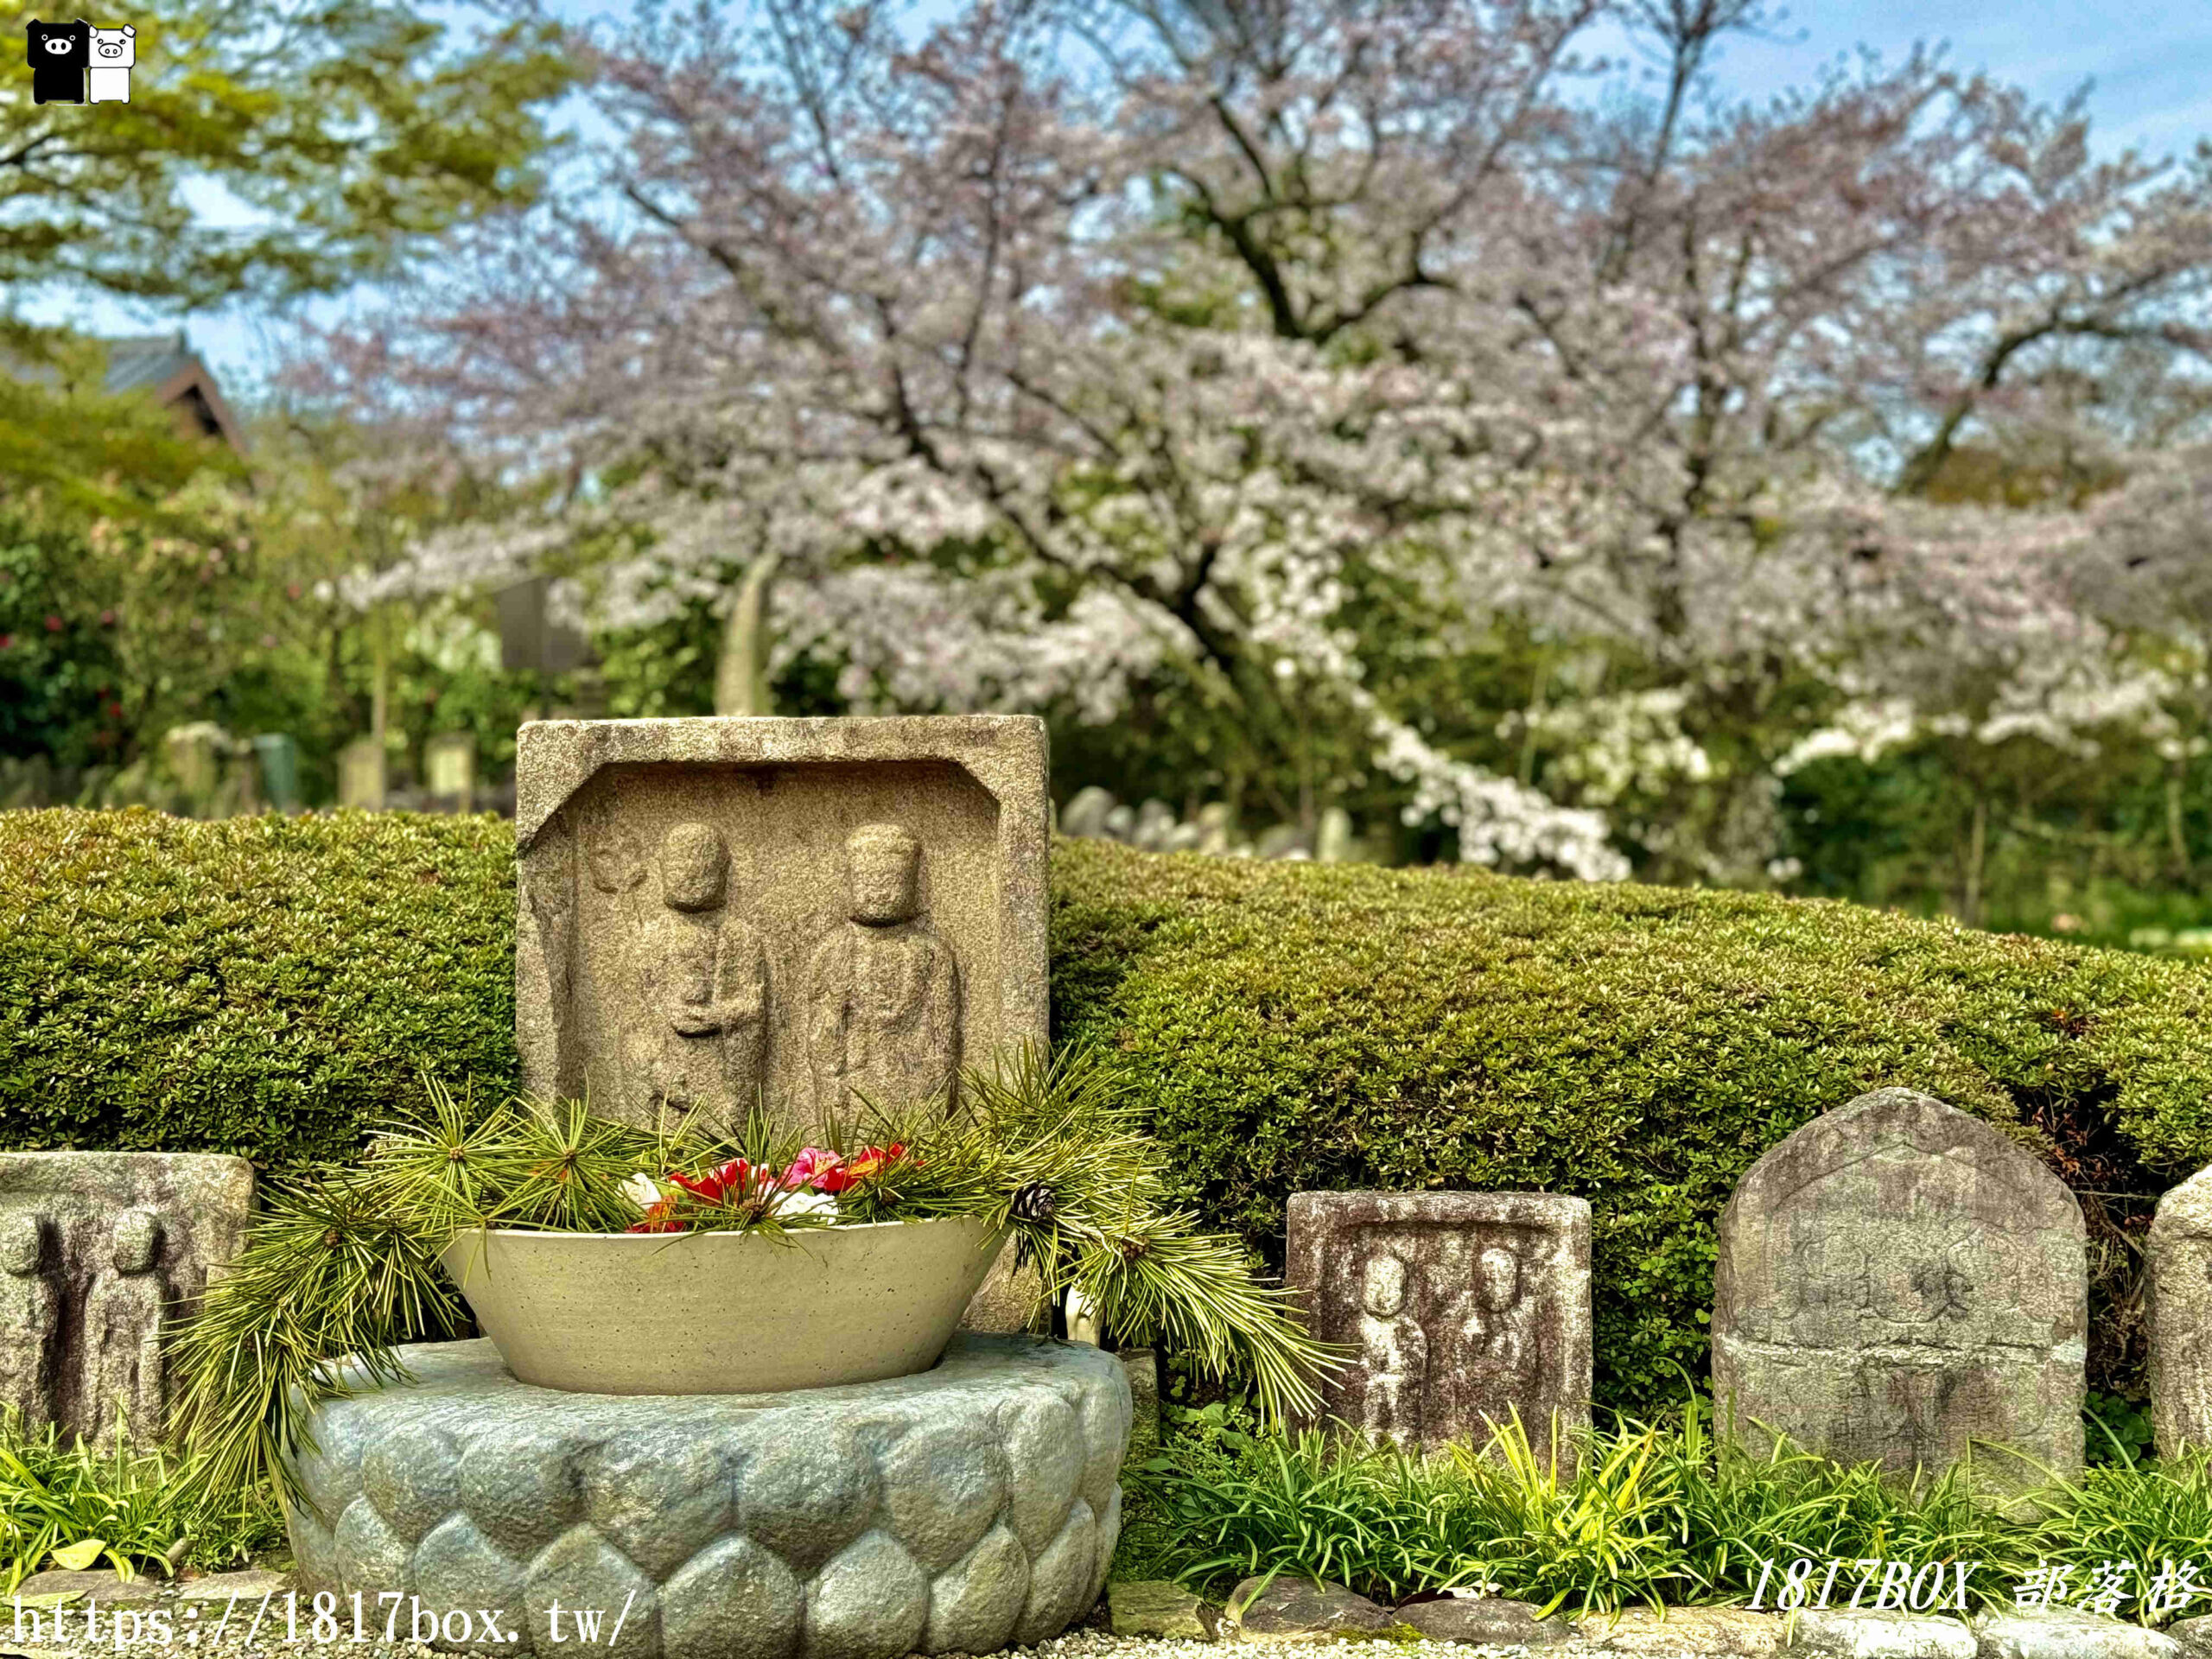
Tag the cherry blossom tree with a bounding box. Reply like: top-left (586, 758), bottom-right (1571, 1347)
top-left (303, 0), bottom-right (2212, 887)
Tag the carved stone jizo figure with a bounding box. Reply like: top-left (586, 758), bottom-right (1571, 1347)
top-left (807, 823), bottom-right (962, 1113)
top-left (2147, 1163), bottom-right (2212, 1457)
top-left (0, 1152), bottom-right (253, 1444)
top-left (1711, 1087), bottom-right (2087, 1501)
top-left (0, 1211), bottom-right (59, 1429)
top-left (81, 1208), bottom-right (167, 1440)
top-left (1287, 1191), bottom-right (1592, 1466)
top-left (1356, 1255), bottom-right (1427, 1449)
top-left (1465, 1245), bottom-right (1535, 1368)
top-left (634, 822), bottom-right (770, 1128)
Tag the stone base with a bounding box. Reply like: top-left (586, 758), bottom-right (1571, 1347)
top-left (280, 1335), bottom-right (1130, 1659)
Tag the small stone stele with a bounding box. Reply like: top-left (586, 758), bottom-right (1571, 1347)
top-left (11, 1571), bottom-right (164, 1605)
top-left (1786, 1610), bottom-right (1974, 1659)
top-left (1971, 1608), bottom-right (2178, 1659)
top-left (0, 1151), bottom-right (253, 1446)
top-left (176, 1571), bottom-right (292, 1604)
top-left (1575, 1608), bottom-right (1784, 1657)
top-left (513, 716), bottom-right (1047, 1141)
top-left (1226, 1577), bottom-right (1389, 1642)
top-left (1120, 1348), bottom-right (1161, 1461)
top-left (1285, 1191), bottom-right (1592, 1463)
top-left (2148, 1164), bottom-right (2212, 1457)
top-left (1397, 1596), bottom-right (1572, 1646)
top-left (1108, 1580), bottom-right (1213, 1640)
top-left (1711, 1087), bottom-right (2087, 1501)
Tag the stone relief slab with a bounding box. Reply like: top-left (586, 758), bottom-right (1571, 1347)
top-left (514, 717), bottom-right (1048, 1138)
top-left (0, 1152), bottom-right (255, 1444)
top-left (1712, 1087), bottom-right (2086, 1497)
top-left (2148, 1164), bottom-right (2212, 1457)
top-left (1285, 1191), bottom-right (1592, 1462)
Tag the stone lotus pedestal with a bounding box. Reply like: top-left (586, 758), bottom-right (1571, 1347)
top-left (282, 1335), bottom-right (1130, 1659)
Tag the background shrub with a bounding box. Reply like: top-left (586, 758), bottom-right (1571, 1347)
top-left (1050, 839), bottom-right (2212, 1413)
top-left (0, 809), bottom-right (514, 1166)
top-left (9, 812), bottom-right (2212, 1414)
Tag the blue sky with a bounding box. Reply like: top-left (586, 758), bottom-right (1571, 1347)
top-left (51, 0), bottom-right (2212, 398)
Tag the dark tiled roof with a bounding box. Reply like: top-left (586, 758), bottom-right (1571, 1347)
top-left (100, 332), bottom-right (198, 396)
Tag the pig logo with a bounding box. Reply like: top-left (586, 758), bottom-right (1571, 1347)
top-left (86, 22), bottom-right (130, 102)
top-left (25, 19), bottom-right (88, 105)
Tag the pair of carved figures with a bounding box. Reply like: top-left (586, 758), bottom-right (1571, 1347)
top-left (0, 1207), bottom-right (168, 1438)
top-left (590, 817), bottom-right (961, 1127)
top-left (1357, 1242), bottom-right (1537, 1451)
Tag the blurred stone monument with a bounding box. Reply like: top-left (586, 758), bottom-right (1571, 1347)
top-left (163, 722), bottom-right (226, 815)
top-left (1712, 1087), bottom-right (2086, 1500)
top-left (1286, 1191), bottom-right (1592, 1465)
top-left (496, 575), bottom-right (592, 674)
top-left (252, 733), bottom-right (302, 812)
top-left (0, 1153), bottom-right (254, 1444)
top-left (2149, 1164), bottom-right (2212, 1456)
top-left (338, 735), bottom-right (387, 810)
top-left (423, 732), bottom-right (477, 812)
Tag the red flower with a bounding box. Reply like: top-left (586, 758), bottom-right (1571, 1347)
top-left (43, 614), bottom-right (61, 632)
top-left (668, 1159), bottom-right (755, 1205)
top-left (815, 1143), bottom-right (906, 1192)
top-left (625, 1196), bottom-right (688, 1235)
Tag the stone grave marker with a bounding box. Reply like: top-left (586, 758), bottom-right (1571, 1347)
top-left (0, 1152), bottom-right (254, 1444)
top-left (1286, 1191), bottom-right (1592, 1462)
top-left (337, 734), bottom-right (386, 810)
top-left (423, 731), bottom-right (477, 810)
top-left (513, 716), bottom-right (1048, 1141)
top-left (2148, 1164), bottom-right (2212, 1456)
top-left (1712, 1087), bottom-right (2086, 1497)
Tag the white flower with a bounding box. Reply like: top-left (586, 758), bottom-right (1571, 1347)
top-left (621, 1173), bottom-right (663, 1212)
top-left (778, 1189), bottom-right (839, 1222)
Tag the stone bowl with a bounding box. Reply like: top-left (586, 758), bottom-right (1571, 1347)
top-left (439, 1217), bottom-right (1007, 1394)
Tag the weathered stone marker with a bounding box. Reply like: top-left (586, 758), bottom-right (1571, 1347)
top-left (1285, 1191), bottom-right (1592, 1460)
top-left (513, 716), bottom-right (1049, 1138)
top-left (2148, 1164), bottom-right (2212, 1456)
top-left (0, 1152), bottom-right (254, 1443)
top-left (1712, 1088), bottom-right (2086, 1496)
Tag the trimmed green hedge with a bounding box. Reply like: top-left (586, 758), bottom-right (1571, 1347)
top-left (9, 810), bottom-right (2212, 1414)
top-left (0, 810), bottom-right (515, 1166)
top-left (1048, 840), bottom-right (2212, 1410)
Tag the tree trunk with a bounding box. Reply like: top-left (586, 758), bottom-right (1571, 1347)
top-left (1961, 792), bottom-right (1988, 930)
top-left (370, 609), bottom-right (390, 747)
top-left (2168, 754), bottom-right (2193, 882)
top-left (714, 550), bottom-right (780, 716)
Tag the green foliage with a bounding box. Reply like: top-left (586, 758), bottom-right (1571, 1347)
top-left (2088, 1391), bottom-right (2160, 1468)
top-left (2033, 1448), bottom-right (2212, 1608)
top-left (16, 815), bottom-right (2212, 1417)
top-left (1125, 1406), bottom-right (2048, 1615)
top-left (0, 809), bottom-right (516, 1165)
top-left (0, 1413), bottom-right (285, 1592)
top-left (0, 0), bottom-right (572, 306)
top-left (1049, 838), bottom-right (2212, 1413)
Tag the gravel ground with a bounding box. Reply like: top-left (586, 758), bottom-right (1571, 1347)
top-left (0, 1607), bottom-right (1568, 1659)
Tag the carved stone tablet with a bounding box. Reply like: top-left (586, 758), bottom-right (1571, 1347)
top-left (1286, 1192), bottom-right (1592, 1462)
top-left (2148, 1165), bottom-right (2212, 1457)
top-left (1712, 1088), bottom-right (2086, 1497)
top-left (0, 1152), bottom-right (254, 1444)
top-left (514, 716), bottom-right (1048, 1137)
